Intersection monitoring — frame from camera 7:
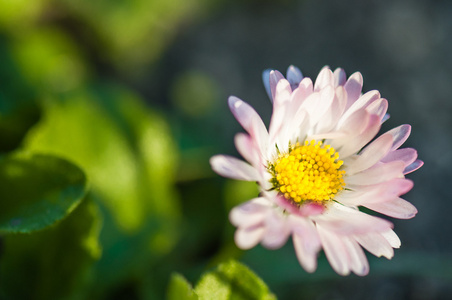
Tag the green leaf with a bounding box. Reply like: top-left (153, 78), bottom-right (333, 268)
top-left (167, 273), bottom-right (199, 300)
top-left (195, 260), bottom-right (277, 300)
top-left (0, 152), bottom-right (88, 233)
top-left (0, 196), bottom-right (102, 300)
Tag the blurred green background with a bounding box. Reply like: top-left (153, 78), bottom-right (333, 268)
top-left (0, 0), bottom-right (450, 299)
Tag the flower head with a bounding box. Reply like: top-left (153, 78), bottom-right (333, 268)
top-left (210, 66), bottom-right (423, 276)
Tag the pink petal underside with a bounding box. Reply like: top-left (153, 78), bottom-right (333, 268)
top-left (314, 66), bottom-right (334, 91)
top-left (342, 236), bottom-right (369, 276)
top-left (234, 133), bottom-right (260, 167)
top-left (229, 197), bottom-right (271, 228)
top-left (385, 124), bottom-right (411, 151)
top-left (346, 161), bottom-right (405, 186)
top-left (346, 133), bottom-right (394, 175)
top-left (261, 210), bottom-right (290, 249)
top-left (228, 96), bottom-right (269, 153)
top-left (269, 70), bottom-right (285, 101)
top-left (381, 148), bottom-right (418, 166)
top-left (274, 195), bottom-right (325, 217)
top-left (340, 90), bottom-right (380, 126)
top-left (381, 229), bottom-right (401, 248)
top-left (210, 155), bottom-right (261, 181)
top-left (404, 159), bottom-right (424, 174)
top-left (339, 178), bottom-right (414, 206)
top-left (235, 226), bottom-right (266, 250)
top-left (333, 68), bottom-right (347, 87)
top-left (366, 98), bottom-right (388, 122)
top-left (343, 72), bottom-right (363, 109)
top-left (290, 216), bottom-right (322, 272)
top-left (314, 203), bottom-right (393, 235)
top-left (364, 197), bottom-right (418, 219)
top-left (336, 114), bottom-right (381, 159)
top-left (354, 232), bottom-right (394, 259)
top-left (316, 225), bottom-right (351, 275)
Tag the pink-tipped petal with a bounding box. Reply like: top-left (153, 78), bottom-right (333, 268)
top-left (404, 160), bottom-right (424, 174)
top-left (228, 96), bottom-right (269, 153)
top-left (386, 124), bottom-right (411, 151)
top-left (210, 155), bottom-right (261, 181)
top-left (381, 148), bottom-right (418, 166)
top-left (364, 197), bottom-right (418, 219)
top-left (269, 70), bottom-right (285, 101)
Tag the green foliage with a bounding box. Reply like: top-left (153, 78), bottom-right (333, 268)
top-left (167, 261), bottom-right (277, 300)
top-left (0, 197), bottom-right (102, 300)
top-left (0, 152), bottom-right (87, 233)
top-left (167, 274), bottom-right (199, 300)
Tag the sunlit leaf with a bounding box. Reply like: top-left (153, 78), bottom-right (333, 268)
top-left (0, 152), bottom-right (88, 233)
top-left (195, 260), bottom-right (277, 300)
top-left (167, 273), bottom-right (199, 300)
top-left (0, 197), bottom-right (102, 300)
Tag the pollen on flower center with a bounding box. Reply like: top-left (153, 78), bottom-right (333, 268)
top-left (269, 140), bottom-right (346, 203)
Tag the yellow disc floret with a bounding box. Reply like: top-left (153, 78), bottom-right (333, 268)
top-left (270, 140), bottom-right (345, 203)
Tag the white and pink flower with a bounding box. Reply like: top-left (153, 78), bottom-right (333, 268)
top-left (210, 65), bottom-right (422, 276)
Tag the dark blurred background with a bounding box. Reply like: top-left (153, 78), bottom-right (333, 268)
top-left (0, 0), bottom-right (451, 299)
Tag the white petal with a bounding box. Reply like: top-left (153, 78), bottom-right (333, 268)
top-left (229, 197), bottom-right (271, 227)
top-left (314, 66), bottom-right (334, 91)
top-left (346, 161), bottom-right (405, 185)
top-left (210, 155), bottom-right (260, 181)
top-left (269, 70), bottom-right (285, 101)
top-left (261, 210), bottom-right (290, 249)
top-left (404, 160), bottom-right (423, 174)
top-left (317, 225), bottom-right (350, 275)
top-left (354, 232), bottom-right (394, 259)
top-left (346, 133), bottom-right (393, 175)
top-left (269, 79), bottom-right (292, 144)
top-left (364, 197), bottom-right (418, 219)
top-left (342, 237), bottom-right (369, 276)
top-left (262, 69), bottom-right (272, 100)
top-left (314, 203), bottom-right (393, 235)
top-left (381, 229), bottom-right (401, 248)
top-left (337, 114), bottom-right (381, 158)
top-left (340, 90), bottom-right (380, 127)
top-left (293, 233), bottom-right (320, 273)
top-left (235, 226), bottom-right (265, 249)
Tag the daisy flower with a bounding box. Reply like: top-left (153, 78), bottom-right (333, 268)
top-left (210, 66), bottom-right (422, 276)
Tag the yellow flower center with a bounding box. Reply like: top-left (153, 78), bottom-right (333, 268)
top-left (270, 140), bottom-right (345, 203)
